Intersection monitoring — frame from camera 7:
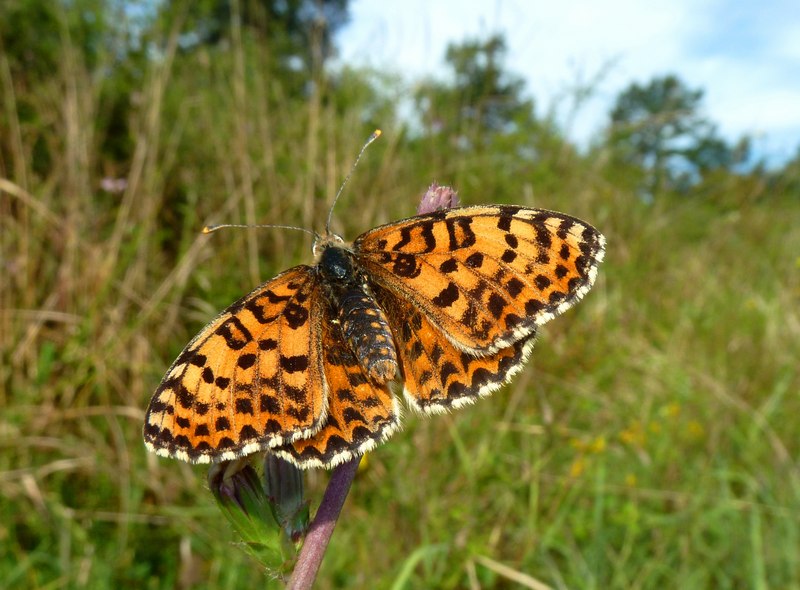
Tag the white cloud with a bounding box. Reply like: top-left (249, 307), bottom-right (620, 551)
top-left (773, 22), bottom-right (800, 60)
top-left (337, 0), bottom-right (800, 164)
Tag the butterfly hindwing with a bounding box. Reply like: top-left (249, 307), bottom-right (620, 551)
top-left (274, 308), bottom-right (400, 468)
top-left (144, 266), bottom-right (328, 463)
top-left (376, 284), bottom-right (537, 413)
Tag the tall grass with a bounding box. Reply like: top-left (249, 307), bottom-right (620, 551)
top-left (2, 11), bottom-right (799, 590)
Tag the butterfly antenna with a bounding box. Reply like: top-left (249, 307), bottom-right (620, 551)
top-left (325, 129), bottom-right (382, 235)
top-left (203, 223), bottom-right (319, 240)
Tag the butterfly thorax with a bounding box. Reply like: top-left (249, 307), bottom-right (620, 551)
top-left (318, 242), bottom-right (398, 384)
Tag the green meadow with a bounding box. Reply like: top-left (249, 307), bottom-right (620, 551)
top-left (2, 3), bottom-right (799, 588)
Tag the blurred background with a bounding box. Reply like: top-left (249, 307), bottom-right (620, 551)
top-left (1, 1), bottom-right (798, 588)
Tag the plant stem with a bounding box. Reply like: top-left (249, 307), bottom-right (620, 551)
top-left (286, 458), bottom-right (360, 589)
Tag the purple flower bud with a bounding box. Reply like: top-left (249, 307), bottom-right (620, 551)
top-left (99, 177), bottom-right (128, 193)
top-left (207, 457), bottom-right (299, 572)
top-left (417, 183), bottom-right (460, 215)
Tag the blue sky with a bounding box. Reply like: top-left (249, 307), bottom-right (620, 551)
top-left (336, 0), bottom-right (800, 166)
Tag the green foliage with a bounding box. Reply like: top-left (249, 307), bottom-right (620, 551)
top-left (415, 35), bottom-right (538, 141)
top-left (0, 0), bottom-right (148, 180)
top-left (607, 74), bottom-right (750, 195)
top-left (167, 0), bottom-right (349, 96)
top-left (411, 35), bottom-right (576, 204)
top-left (2, 3), bottom-right (800, 589)
top-left (0, 0), bottom-right (112, 80)
top-left (443, 35), bottom-right (530, 132)
top-left (768, 145), bottom-right (800, 200)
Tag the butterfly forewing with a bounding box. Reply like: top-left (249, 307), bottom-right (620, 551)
top-left (355, 205), bottom-right (605, 354)
top-left (144, 266), bottom-right (328, 463)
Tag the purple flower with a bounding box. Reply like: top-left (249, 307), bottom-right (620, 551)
top-left (417, 183), bottom-right (461, 214)
top-left (99, 177), bottom-right (128, 194)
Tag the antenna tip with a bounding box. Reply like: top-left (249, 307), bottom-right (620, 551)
top-left (373, 129), bottom-right (382, 138)
top-left (202, 225), bottom-right (215, 234)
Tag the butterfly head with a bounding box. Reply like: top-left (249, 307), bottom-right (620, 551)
top-left (317, 241), bottom-right (356, 284)
top-left (312, 231), bottom-right (347, 259)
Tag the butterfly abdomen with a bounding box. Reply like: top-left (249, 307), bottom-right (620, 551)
top-left (318, 243), bottom-right (398, 383)
top-left (336, 288), bottom-right (398, 383)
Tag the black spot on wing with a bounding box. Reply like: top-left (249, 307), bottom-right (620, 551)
top-left (149, 398), bottom-right (168, 413)
top-left (174, 434), bottom-right (190, 449)
top-left (259, 338), bottom-right (277, 351)
top-left (506, 278), bottom-right (524, 297)
top-left (176, 384), bottom-right (195, 409)
top-left (287, 405), bottom-right (310, 422)
top-left (439, 258), bottom-right (458, 273)
top-left (187, 352), bottom-right (207, 367)
top-left (557, 218), bottom-right (575, 239)
top-left (342, 408), bottom-right (368, 424)
top-left (235, 398), bottom-right (254, 415)
top-left (534, 275), bottom-right (551, 290)
top-left (525, 299), bottom-right (545, 315)
top-left (284, 303), bottom-right (309, 329)
top-left (414, 221), bottom-right (437, 252)
top-left (535, 228), bottom-right (552, 249)
top-left (392, 253), bottom-right (421, 278)
top-left (488, 293), bottom-right (507, 319)
top-left (465, 252), bottom-right (484, 268)
top-left (215, 317), bottom-right (252, 350)
top-left (280, 355), bottom-right (309, 373)
top-left (260, 394), bottom-right (280, 414)
top-left (432, 283), bottom-right (460, 307)
top-left (239, 424), bottom-right (258, 440)
top-left (392, 225), bottom-right (414, 251)
top-left (246, 297), bottom-right (278, 324)
top-left (445, 216), bottom-right (477, 250)
top-left (238, 353), bottom-right (256, 369)
top-left (284, 384), bottom-right (307, 404)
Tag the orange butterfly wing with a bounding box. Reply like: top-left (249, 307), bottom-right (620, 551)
top-left (273, 306), bottom-right (401, 468)
top-left (375, 283), bottom-right (537, 414)
top-left (354, 205), bottom-right (605, 354)
top-left (144, 204), bottom-right (605, 468)
top-left (144, 266), bottom-right (328, 463)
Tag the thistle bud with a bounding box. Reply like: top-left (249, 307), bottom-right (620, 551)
top-left (207, 455), bottom-right (306, 573)
top-left (417, 183), bottom-right (460, 214)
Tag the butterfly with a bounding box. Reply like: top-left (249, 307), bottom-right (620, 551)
top-left (144, 203), bottom-right (605, 469)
